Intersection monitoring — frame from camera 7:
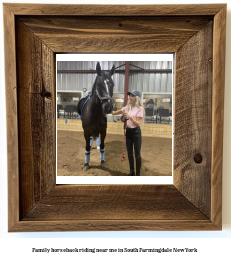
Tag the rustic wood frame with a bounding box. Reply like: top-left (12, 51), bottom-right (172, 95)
top-left (4, 4), bottom-right (226, 232)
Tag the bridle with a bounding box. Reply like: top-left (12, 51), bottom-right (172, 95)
top-left (95, 76), bottom-right (113, 103)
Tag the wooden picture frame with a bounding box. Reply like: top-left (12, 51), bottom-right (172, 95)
top-left (4, 3), bottom-right (226, 231)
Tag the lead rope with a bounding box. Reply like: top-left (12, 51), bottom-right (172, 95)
top-left (121, 118), bottom-right (127, 161)
top-left (113, 115), bottom-right (127, 162)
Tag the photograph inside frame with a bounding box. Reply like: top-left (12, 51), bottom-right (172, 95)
top-left (56, 55), bottom-right (173, 183)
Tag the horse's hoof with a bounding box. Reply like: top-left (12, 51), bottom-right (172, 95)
top-left (83, 164), bottom-right (90, 171)
top-left (97, 146), bottom-right (100, 152)
top-left (100, 160), bottom-right (105, 169)
top-left (101, 163), bottom-right (105, 169)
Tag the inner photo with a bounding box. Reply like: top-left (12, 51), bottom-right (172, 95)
top-left (57, 57), bottom-right (173, 177)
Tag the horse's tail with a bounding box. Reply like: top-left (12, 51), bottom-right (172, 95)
top-left (91, 127), bottom-right (99, 141)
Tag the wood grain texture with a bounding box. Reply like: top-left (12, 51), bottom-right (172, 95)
top-left (11, 220), bottom-right (218, 232)
top-left (18, 16), bottom-right (213, 53)
top-left (211, 5), bottom-right (226, 228)
top-left (3, 3), bottom-right (225, 16)
top-left (16, 19), bottom-right (56, 219)
top-left (22, 185), bottom-right (207, 221)
top-left (4, 3), bottom-right (226, 231)
top-left (174, 22), bottom-right (213, 218)
top-left (3, 4), bottom-right (20, 231)
top-left (12, 185), bottom-right (217, 232)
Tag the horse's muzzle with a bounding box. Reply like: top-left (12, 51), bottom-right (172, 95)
top-left (102, 99), bottom-right (113, 114)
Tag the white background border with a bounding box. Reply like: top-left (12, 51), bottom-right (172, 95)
top-left (1, 0), bottom-right (231, 260)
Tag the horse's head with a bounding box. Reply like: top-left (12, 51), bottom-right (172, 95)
top-left (95, 62), bottom-right (115, 114)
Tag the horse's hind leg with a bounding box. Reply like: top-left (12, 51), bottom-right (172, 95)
top-left (90, 136), bottom-right (100, 152)
top-left (96, 136), bottom-right (100, 152)
top-left (100, 130), bottom-right (106, 169)
top-left (90, 136), bottom-right (93, 148)
top-left (84, 131), bottom-right (91, 171)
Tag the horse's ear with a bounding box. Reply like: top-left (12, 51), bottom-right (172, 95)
top-left (96, 62), bottom-right (101, 75)
top-left (110, 65), bottom-right (115, 76)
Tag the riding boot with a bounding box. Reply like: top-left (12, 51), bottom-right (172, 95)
top-left (128, 155), bottom-right (135, 176)
top-left (136, 157), bottom-right (142, 176)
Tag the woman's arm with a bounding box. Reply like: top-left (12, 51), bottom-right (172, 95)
top-left (124, 113), bottom-right (143, 127)
top-left (134, 117), bottom-right (143, 127)
top-left (112, 109), bottom-right (123, 115)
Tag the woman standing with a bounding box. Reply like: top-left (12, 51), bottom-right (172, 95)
top-left (112, 90), bottom-right (144, 176)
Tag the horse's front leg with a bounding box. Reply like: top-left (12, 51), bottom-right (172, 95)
top-left (84, 131), bottom-right (91, 171)
top-left (100, 129), bottom-right (106, 169)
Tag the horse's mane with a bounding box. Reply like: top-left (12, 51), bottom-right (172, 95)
top-left (91, 76), bottom-right (98, 93)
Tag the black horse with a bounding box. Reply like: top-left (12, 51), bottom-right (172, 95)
top-left (78, 62), bottom-right (115, 171)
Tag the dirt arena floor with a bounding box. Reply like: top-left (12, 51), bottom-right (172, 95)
top-left (57, 130), bottom-right (172, 176)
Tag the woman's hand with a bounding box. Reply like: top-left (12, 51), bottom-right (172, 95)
top-left (123, 113), bottom-right (132, 120)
